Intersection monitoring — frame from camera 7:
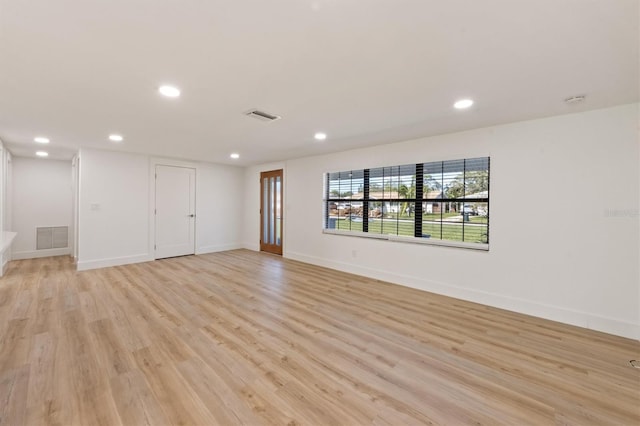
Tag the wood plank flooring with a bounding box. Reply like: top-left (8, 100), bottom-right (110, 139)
top-left (0, 250), bottom-right (638, 425)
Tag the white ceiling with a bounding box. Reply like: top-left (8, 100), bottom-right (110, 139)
top-left (0, 0), bottom-right (638, 165)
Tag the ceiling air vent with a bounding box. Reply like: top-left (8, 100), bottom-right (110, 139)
top-left (245, 109), bottom-right (281, 122)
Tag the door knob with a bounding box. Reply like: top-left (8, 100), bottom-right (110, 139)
top-left (188, 214), bottom-right (195, 218)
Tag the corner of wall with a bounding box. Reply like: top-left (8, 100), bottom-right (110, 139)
top-left (196, 243), bottom-right (244, 255)
top-left (242, 242), bottom-right (260, 251)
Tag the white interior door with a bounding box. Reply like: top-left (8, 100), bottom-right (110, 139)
top-left (155, 165), bottom-right (196, 259)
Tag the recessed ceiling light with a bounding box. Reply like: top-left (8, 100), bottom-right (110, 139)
top-left (158, 85), bottom-right (181, 98)
top-left (454, 99), bottom-right (474, 109)
top-left (34, 137), bottom-right (50, 144)
top-left (36, 151), bottom-right (48, 157)
top-left (109, 134), bottom-right (124, 142)
top-left (230, 153), bottom-right (240, 159)
top-left (314, 132), bottom-right (327, 141)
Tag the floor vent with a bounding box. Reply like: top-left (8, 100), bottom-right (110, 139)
top-left (245, 109), bottom-right (281, 122)
top-left (36, 226), bottom-right (69, 250)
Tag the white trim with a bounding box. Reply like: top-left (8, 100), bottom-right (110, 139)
top-left (196, 243), bottom-right (243, 255)
top-left (12, 247), bottom-right (70, 260)
top-left (389, 234), bottom-right (489, 250)
top-left (285, 250), bottom-right (639, 340)
top-left (77, 253), bottom-right (153, 271)
top-left (1, 231), bottom-right (17, 254)
top-left (0, 232), bottom-right (17, 277)
top-left (323, 228), bottom-right (489, 250)
top-left (323, 228), bottom-right (388, 240)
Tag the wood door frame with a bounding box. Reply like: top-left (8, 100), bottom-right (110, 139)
top-left (260, 169), bottom-right (283, 255)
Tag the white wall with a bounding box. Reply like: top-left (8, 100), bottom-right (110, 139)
top-left (0, 140), bottom-right (15, 272)
top-left (12, 157), bottom-right (72, 259)
top-left (245, 104), bottom-right (640, 339)
top-left (77, 148), bottom-right (245, 270)
top-left (71, 155), bottom-right (80, 261)
top-left (3, 148), bottom-right (12, 241)
top-left (195, 162), bottom-right (244, 254)
top-left (78, 149), bottom-right (151, 270)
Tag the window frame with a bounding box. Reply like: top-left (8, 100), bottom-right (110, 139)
top-left (323, 157), bottom-right (490, 251)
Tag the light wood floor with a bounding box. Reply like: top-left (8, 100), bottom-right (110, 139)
top-left (0, 250), bottom-right (638, 425)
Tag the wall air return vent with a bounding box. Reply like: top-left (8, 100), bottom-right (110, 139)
top-left (245, 109), bottom-right (282, 122)
top-left (36, 226), bottom-right (68, 250)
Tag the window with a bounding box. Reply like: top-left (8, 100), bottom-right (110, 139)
top-left (324, 157), bottom-right (490, 249)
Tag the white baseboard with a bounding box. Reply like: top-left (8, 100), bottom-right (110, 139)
top-left (285, 251), bottom-right (639, 340)
top-left (196, 243), bottom-right (243, 255)
top-left (77, 253), bottom-right (153, 271)
top-left (13, 248), bottom-right (71, 260)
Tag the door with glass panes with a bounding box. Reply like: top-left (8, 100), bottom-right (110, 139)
top-left (260, 169), bottom-right (283, 255)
